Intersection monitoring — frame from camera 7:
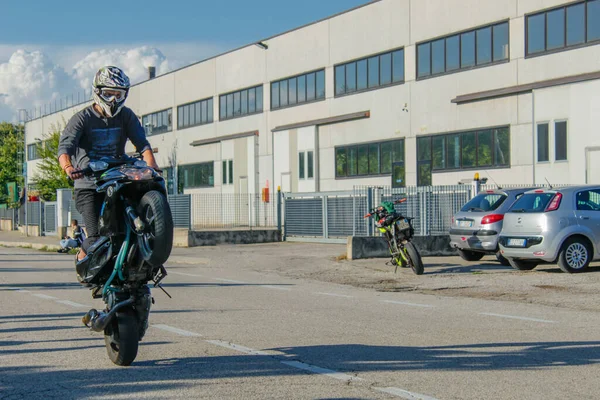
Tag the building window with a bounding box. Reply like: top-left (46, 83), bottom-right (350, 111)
top-left (555, 121), bottom-right (568, 161)
top-left (142, 108), bottom-right (172, 136)
top-left (177, 98), bottom-right (213, 130)
top-left (417, 127), bottom-right (510, 186)
top-left (298, 151), bottom-right (314, 180)
top-left (178, 162), bottom-right (214, 189)
top-left (537, 123), bottom-right (549, 162)
top-left (219, 85), bottom-right (263, 121)
top-left (335, 48), bottom-right (404, 96)
top-left (162, 167), bottom-right (175, 194)
top-left (417, 21), bottom-right (508, 79)
top-left (526, 1), bottom-right (600, 56)
top-left (222, 160), bottom-right (234, 185)
top-left (271, 69), bottom-right (325, 110)
top-left (27, 143), bottom-right (39, 161)
top-left (335, 139), bottom-right (405, 183)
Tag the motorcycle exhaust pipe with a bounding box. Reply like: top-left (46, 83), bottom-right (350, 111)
top-left (82, 298), bottom-right (135, 332)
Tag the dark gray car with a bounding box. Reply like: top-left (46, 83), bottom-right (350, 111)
top-left (449, 188), bottom-right (536, 264)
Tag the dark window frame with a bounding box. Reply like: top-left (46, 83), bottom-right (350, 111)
top-left (416, 125), bottom-right (511, 186)
top-left (177, 97), bottom-right (214, 130)
top-left (525, 0), bottom-right (600, 58)
top-left (335, 138), bottom-right (405, 180)
top-left (270, 68), bottom-right (326, 111)
top-left (554, 120), bottom-right (568, 161)
top-left (27, 143), bottom-right (39, 161)
top-left (141, 107), bottom-right (173, 136)
top-left (334, 47), bottom-right (405, 98)
top-left (219, 84), bottom-right (264, 121)
top-left (537, 122), bottom-right (550, 162)
top-left (178, 162), bottom-right (215, 189)
top-left (416, 19), bottom-right (510, 81)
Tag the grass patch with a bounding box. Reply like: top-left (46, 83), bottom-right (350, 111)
top-left (335, 254), bottom-right (347, 261)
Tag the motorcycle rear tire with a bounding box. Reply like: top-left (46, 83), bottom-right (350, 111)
top-left (138, 190), bottom-right (174, 267)
top-left (404, 242), bottom-right (424, 275)
top-left (104, 307), bottom-right (139, 366)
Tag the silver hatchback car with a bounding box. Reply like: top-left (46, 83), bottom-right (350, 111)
top-left (449, 188), bottom-right (535, 265)
top-left (499, 185), bottom-right (600, 273)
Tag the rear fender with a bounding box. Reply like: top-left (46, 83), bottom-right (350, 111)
top-left (550, 226), bottom-right (597, 262)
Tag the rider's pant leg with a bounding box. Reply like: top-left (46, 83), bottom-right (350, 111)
top-left (74, 189), bottom-right (104, 253)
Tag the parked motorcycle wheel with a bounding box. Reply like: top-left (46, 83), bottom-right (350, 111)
top-left (403, 242), bottom-right (424, 275)
top-left (138, 190), bottom-right (174, 267)
top-left (104, 307), bottom-right (139, 366)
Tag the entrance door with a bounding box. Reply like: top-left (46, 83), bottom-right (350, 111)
top-left (280, 172), bottom-right (291, 193)
top-left (586, 147), bottom-right (600, 184)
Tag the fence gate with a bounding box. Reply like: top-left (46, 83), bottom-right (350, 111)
top-left (283, 191), bottom-right (358, 243)
top-left (43, 202), bottom-right (58, 236)
top-left (168, 194), bottom-right (191, 229)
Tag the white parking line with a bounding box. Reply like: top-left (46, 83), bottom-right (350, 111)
top-left (206, 340), bottom-right (271, 355)
top-left (374, 386), bottom-right (440, 400)
top-left (261, 285), bottom-right (292, 291)
top-left (280, 360), bottom-right (363, 382)
top-left (169, 271), bottom-right (204, 278)
top-left (479, 312), bottom-right (557, 324)
top-left (315, 292), bottom-right (354, 298)
top-left (382, 300), bottom-right (435, 308)
top-left (55, 300), bottom-right (89, 308)
top-left (152, 324), bottom-right (203, 337)
top-left (213, 278), bottom-right (247, 284)
top-left (32, 293), bottom-right (57, 300)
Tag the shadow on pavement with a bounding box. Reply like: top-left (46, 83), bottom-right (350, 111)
top-left (2, 340), bottom-right (599, 397)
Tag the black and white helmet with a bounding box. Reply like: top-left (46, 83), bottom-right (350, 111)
top-left (92, 66), bottom-right (130, 118)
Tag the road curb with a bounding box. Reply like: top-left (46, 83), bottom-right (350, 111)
top-left (0, 240), bottom-right (61, 251)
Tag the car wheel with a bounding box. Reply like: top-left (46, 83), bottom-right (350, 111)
top-left (557, 237), bottom-right (591, 274)
top-left (495, 251), bottom-right (510, 266)
top-left (508, 258), bottom-right (538, 271)
top-left (457, 249), bottom-right (485, 262)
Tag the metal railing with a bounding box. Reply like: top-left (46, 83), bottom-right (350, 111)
top-left (190, 193), bottom-right (278, 230)
top-left (26, 89), bottom-right (93, 120)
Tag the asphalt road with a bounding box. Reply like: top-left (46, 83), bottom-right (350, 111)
top-left (1, 246), bottom-right (599, 400)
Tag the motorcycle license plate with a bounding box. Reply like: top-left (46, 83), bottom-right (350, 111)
top-left (397, 219), bottom-right (410, 230)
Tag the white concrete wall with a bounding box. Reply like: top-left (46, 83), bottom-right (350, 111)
top-left (24, 0), bottom-right (600, 194)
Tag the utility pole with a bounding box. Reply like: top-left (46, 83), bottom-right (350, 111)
top-left (17, 109), bottom-right (28, 236)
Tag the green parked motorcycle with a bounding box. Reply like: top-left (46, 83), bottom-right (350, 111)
top-left (364, 198), bottom-right (424, 275)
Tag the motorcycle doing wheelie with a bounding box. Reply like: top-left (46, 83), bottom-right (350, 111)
top-left (76, 154), bottom-right (173, 366)
top-left (364, 198), bottom-right (424, 275)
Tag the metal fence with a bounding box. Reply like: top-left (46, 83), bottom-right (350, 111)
top-left (189, 193), bottom-right (277, 230)
top-left (283, 185), bottom-right (476, 242)
top-left (0, 207), bottom-right (17, 230)
top-left (43, 202), bottom-right (58, 235)
top-left (26, 201), bottom-right (42, 226)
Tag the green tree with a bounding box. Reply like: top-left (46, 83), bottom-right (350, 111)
top-left (31, 122), bottom-right (73, 201)
top-left (0, 123), bottom-right (24, 205)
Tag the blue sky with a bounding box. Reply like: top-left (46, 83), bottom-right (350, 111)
top-left (1, 0), bottom-right (367, 50)
top-left (0, 0), bottom-right (368, 122)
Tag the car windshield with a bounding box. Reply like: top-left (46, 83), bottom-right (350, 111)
top-left (508, 192), bottom-right (555, 213)
top-left (460, 193), bottom-right (507, 212)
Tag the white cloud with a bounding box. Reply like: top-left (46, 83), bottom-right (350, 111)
top-left (0, 41), bottom-right (228, 122)
top-left (71, 46), bottom-right (171, 90)
top-left (0, 50), bottom-right (77, 122)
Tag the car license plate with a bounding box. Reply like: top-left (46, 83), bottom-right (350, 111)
top-left (458, 220), bottom-right (473, 228)
top-left (507, 238), bottom-right (526, 247)
top-left (397, 219), bottom-right (410, 230)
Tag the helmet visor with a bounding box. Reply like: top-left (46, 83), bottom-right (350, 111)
top-left (99, 88), bottom-right (127, 103)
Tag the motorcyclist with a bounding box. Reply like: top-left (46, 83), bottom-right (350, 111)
top-left (58, 66), bottom-right (159, 263)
